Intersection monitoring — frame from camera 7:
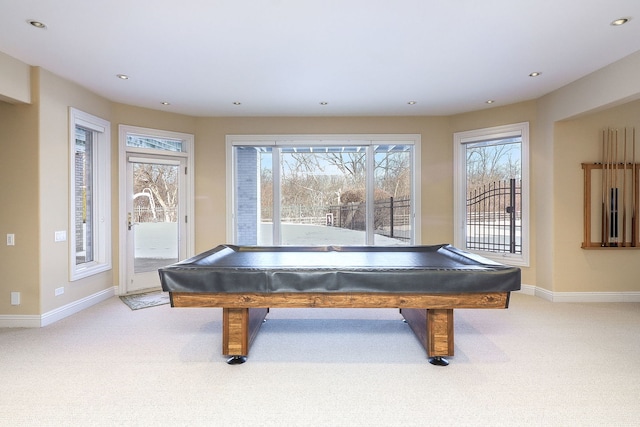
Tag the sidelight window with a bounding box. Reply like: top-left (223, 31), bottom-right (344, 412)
top-left (69, 108), bottom-right (111, 280)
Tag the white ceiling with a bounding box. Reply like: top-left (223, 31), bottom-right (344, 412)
top-left (1, 0), bottom-right (640, 117)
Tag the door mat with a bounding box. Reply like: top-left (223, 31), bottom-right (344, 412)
top-left (120, 291), bottom-right (170, 310)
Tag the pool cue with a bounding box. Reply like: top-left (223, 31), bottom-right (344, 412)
top-left (622, 128), bottom-right (627, 247)
top-left (609, 128), bottom-right (615, 245)
top-left (611, 128), bottom-right (617, 246)
top-left (601, 129), bottom-right (607, 246)
top-left (612, 129), bottom-right (617, 246)
top-left (633, 128), bottom-right (637, 246)
top-left (602, 128), bottom-right (611, 246)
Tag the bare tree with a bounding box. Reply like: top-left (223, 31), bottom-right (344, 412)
top-left (324, 152), bottom-right (366, 185)
top-left (134, 164), bottom-right (178, 222)
top-left (260, 148), bottom-right (412, 224)
top-left (374, 150), bottom-right (411, 198)
top-left (466, 144), bottom-right (520, 189)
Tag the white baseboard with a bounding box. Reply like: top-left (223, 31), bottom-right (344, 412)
top-left (41, 287), bottom-right (116, 326)
top-left (517, 284), bottom-right (537, 296)
top-left (0, 314), bottom-right (42, 328)
top-left (516, 284), bottom-right (640, 302)
top-left (0, 287), bottom-right (116, 328)
top-left (545, 291), bottom-right (640, 303)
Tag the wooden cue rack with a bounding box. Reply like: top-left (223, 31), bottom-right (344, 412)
top-left (582, 162), bottom-right (640, 249)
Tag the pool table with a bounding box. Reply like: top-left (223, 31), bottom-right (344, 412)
top-left (158, 244), bottom-right (521, 365)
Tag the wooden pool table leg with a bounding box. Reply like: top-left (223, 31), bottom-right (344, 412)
top-left (222, 307), bottom-right (269, 364)
top-left (400, 308), bottom-right (454, 366)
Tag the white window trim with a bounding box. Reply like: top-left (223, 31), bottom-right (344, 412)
top-left (225, 134), bottom-right (421, 245)
top-left (453, 122), bottom-right (530, 267)
top-left (117, 125), bottom-right (195, 295)
top-left (69, 108), bottom-right (112, 281)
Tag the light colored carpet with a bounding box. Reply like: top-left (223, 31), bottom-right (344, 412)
top-left (0, 293), bottom-right (638, 426)
top-left (119, 290), bottom-right (170, 310)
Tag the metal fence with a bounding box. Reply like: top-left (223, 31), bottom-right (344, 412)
top-left (132, 207), bottom-right (177, 223)
top-left (271, 197), bottom-right (412, 242)
top-left (466, 179), bottom-right (521, 254)
top-left (327, 197), bottom-right (411, 242)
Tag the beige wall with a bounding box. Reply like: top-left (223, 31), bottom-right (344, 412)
top-left (553, 100), bottom-right (640, 292)
top-left (0, 51), bottom-right (30, 103)
top-left (112, 103), bottom-right (197, 134)
top-left (0, 100), bottom-right (39, 314)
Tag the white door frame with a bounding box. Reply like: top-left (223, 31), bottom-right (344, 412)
top-left (118, 125), bottom-right (195, 295)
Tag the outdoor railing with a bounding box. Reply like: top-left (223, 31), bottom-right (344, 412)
top-left (265, 197), bottom-right (412, 242)
top-left (466, 179), bottom-right (521, 254)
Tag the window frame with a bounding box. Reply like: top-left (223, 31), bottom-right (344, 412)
top-left (226, 134), bottom-right (421, 246)
top-left (117, 124), bottom-right (196, 295)
top-left (453, 122), bottom-right (530, 267)
top-left (69, 108), bottom-right (112, 280)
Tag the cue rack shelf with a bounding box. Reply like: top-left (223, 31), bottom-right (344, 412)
top-left (582, 163), bottom-right (640, 250)
top-left (582, 127), bottom-right (639, 249)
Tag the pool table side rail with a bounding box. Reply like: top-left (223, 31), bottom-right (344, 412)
top-left (168, 291), bottom-right (511, 309)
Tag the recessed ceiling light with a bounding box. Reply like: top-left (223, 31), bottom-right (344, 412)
top-left (319, 102), bottom-right (328, 105)
top-left (116, 74), bottom-right (129, 80)
top-left (611, 17), bottom-right (630, 26)
top-left (486, 100), bottom-right (495, 104)
top-left (161, 101), bottom-right (170, 106)
top-left (27, 20), bottom-right (47, 29)
top-left (407, 101), bottom-right (417, 105)
top-left (233, 101), bottom-right (242, 105)
top-left (529, 72), bottom-right (542, 77)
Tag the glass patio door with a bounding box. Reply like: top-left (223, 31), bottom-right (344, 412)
top-left (230, 139), bottom-right (416, 246)
top-left (125, 156), bottom-right (186, 293)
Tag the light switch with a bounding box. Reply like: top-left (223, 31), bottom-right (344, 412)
top-left (7, 234), bottom-right (15, 246)
top-left (54, 231), bottom-right (67, 242)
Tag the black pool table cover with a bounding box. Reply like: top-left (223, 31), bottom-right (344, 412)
top-left (158, 244), bottom-right (521, 294)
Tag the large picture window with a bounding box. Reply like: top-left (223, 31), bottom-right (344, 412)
top-left (453, 123), bottom-right (529, 266)
top-left (227, 135), bottom-right (420, 246)
top-left (69, 108), bottom-right (111, 280)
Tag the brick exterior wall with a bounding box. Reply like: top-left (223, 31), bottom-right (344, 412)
top-left (235, 147), bottom-right (258, 244)
top-left (75, 138), bottom-right (93, 261)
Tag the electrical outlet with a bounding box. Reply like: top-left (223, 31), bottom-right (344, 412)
top-left (55, 287), bottom-right (65, 296)
top-left (54, 231), bottom-right (67, 242)
top-left (11, 292), bottom-right (20, 305)
top-left (7, 234), bottom-right (15, 246)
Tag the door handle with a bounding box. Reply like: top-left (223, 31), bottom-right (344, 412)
top-left (127, 212), bottom-right (136, 231)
